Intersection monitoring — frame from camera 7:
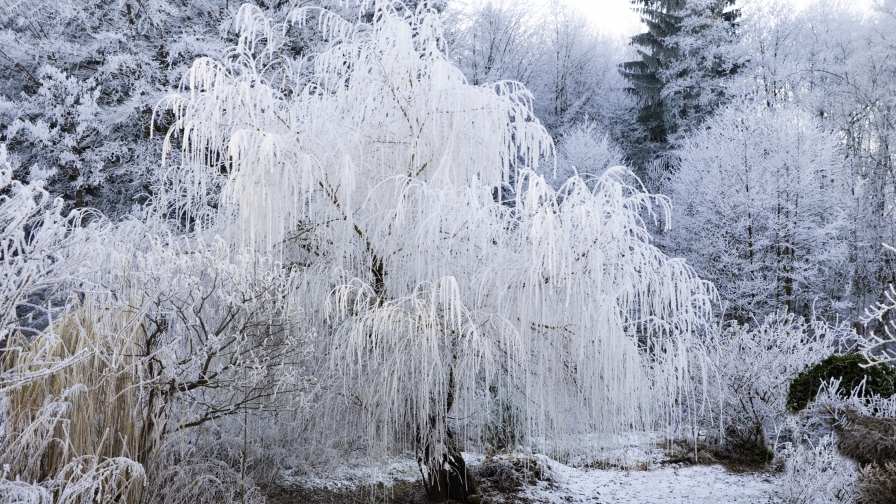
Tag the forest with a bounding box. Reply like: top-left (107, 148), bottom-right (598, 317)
top-left (1, 0), bottom-right (896, 502)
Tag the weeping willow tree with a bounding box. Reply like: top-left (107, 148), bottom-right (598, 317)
top-left (158, 1), bottom-right (714, 501)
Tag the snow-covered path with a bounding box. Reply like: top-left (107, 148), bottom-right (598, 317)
top-left (528, 462), bottom-right (782, 504)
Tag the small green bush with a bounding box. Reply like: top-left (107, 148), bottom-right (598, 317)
top-left (786, 354), bottom-right (896, 413)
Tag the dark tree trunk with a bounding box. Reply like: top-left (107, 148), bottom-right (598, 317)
top-left (420, 446), bottom-right (481, 503)
top-left (418, 368), bottom-right (481, 503)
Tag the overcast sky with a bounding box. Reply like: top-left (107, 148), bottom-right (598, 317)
top-left (554, 0), bottom-right (873, 39)
top-left (561, 0), bottom-right (642, 38)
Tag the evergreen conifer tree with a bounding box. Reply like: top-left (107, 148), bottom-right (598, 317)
top-left (621, 0), bottom-right (739, 160)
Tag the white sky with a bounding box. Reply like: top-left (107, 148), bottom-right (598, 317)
top-left (560, 0), bottom-right (642, 38)
top-left (554, 0), bottom-right (869, 39)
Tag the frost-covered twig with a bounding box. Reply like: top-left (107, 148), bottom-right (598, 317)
top-left (860, 283), bottom-right (896, 364)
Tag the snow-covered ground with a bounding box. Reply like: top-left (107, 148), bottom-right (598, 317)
top-left (527, 460), bottom-right (782, 503)
top-left (286, 450), bottom-right (784, 504)
top-left (286, 456), bottom-right (422, 491)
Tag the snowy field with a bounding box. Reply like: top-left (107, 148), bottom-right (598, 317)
top-left (526, 461), bottom-right (781, 504)
top-left (286, 453), bottom-right (784, 504)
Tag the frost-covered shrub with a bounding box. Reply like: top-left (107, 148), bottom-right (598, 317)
top-left (481, 393), bottom-right (524, 454)
top-left (834, 406), bottom-right (896, 467)
top-left (787, 354), bottom-right (896, 413)
top-left (541, 122), bottom-right (624, 187)
top-left (0, 308), bottom-right (149, 502)
top-left (0, 224), bottom-right (313, 503)
top-left (0, 142), bottom-right (124, 501)
top-left (861, 283), bottom-right (896, 365)
top-left (780, 433), bottom-right (856, 504)
top-left (813, 388), bottom-right (896, 504)
top-left (695, 312), bottom-right (847, 463)
top-left (856, 462), bottom-right (896, 504)
top-left (786, 382), bottom-right (896, 504)
top-left (472, 453), bottom-right (554, 499)
top-left (94, 231), bottom-right (313, 497)
top-left (0, 144), bottom-right (94, 343)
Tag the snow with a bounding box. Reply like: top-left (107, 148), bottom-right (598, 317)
top-left (528, 461), bottom-right (782, 504)
top-left (286, 450), bottom-right (783, 504)
top-left (285, 452), bottom-right (490, 491)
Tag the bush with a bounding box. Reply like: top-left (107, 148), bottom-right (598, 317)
top-left (834, 407), bottom-right (896, 467)
top-left (780, 433), bottom-right (856, 504)
top-left (1, 309), bottom-right (151, 503)
top-left (0, 233), bottom-right (313, 504)
top-left (481, 391), bottom-right (525, 454)
top-left (806, 391), bottom-right (896, 504)
top-left (694, 312), bottom-right (845, 465)
top-left (787, 354), bottom-right (896, 413)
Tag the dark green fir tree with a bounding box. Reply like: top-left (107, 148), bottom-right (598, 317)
top-left (621, 0), bottom-right (740, 166)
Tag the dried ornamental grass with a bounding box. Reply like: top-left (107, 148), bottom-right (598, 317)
top-left (1, 307), bottom-right (147, 502)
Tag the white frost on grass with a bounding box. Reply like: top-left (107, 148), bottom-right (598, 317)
top-left (284, 457), bottom-right (419, 491)
top-left (527, 461), bottom-right (783, 504)
top-left (284, 449), bottom-right (783, 504)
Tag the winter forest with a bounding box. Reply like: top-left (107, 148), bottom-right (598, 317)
top-left (2, 0), bottom-right (896, 502)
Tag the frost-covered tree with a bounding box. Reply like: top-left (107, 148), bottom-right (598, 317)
top-left (823, 0), bottom-right (896, 319)
top-left (537, 2), bottom-right (631, 136)
top-left (448, 1), bottom-right (634, 141)
top-left (539, 122), bottom-right (625, 188)
top-left (0, 0), bottom-right (352, 217)
top-left (669, 102), bottom-right (851, 320)
top-left (446, 0), bottom-right (540, 86)
top-left (659, 0), bottom-right (742, 144)
top-left (159, 2), bottom-right (713, 500)
top-left (621, 0), bottom-right (740, 159)
top-left (731, 0), bottom-right (896, 320)
top-left (0, 0), bottom-right (226, 214)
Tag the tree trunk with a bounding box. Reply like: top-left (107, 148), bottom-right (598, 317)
top-left (419, 368), bottom-right (481, 503)
top-left (420, 449), bottom-right (480, 503)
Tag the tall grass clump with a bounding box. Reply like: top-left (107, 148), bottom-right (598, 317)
top-left (1, 308), bottom-right (147, 502)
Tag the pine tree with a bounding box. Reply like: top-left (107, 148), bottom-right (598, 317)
top-left (621, 0), bottom-right (683, 147)
top-left (621, 0), bottom-right (739, 159)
